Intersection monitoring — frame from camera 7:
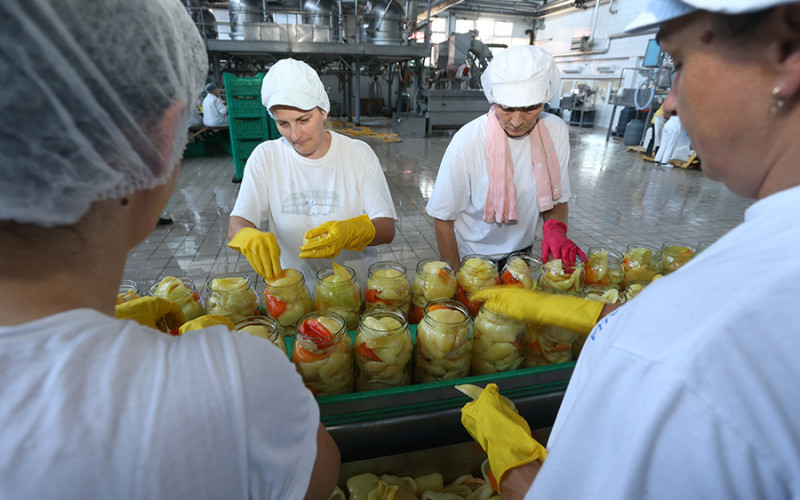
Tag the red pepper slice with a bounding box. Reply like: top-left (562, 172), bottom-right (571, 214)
top-left (409, 305), bottom-right (424, 324)
top-left (365, 289), bottom-right (390, 306)
top-left (264, 293), bottom-right (288, 319)
top-left (357, 342), bottom-right (381, 361)
top-left (293, 342), bottom-right (328, 363)
top-left (298, 319), bottom-right (333, 349)
top-left (455, 285), bottom-right (481, 317)
top-left (192, 291), bottom-right (201, 302)
top-left (501, 269), bottom-right (520, 285)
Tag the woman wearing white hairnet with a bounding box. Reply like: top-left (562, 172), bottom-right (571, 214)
top-left (426, 45), bottom-right (584, 272)
top-left (227, 58), bottom-right (396, 284)
top-left (456, 1), bottom-right (800, 499)
top-left (0, 1), bottom-right (338, 498)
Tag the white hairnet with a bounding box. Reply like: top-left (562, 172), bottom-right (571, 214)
top-left (262, 58), bottom-right (331, 116)
top-left (481, 45), bottom-right (561, 108)
top-left (0, 0), bottom-right (208, 226)
top-left (626, 0), bottom-right (797, 33)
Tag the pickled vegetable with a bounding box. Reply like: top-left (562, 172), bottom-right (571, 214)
top-left (263, 268), bottom-right (312, 337)
top-left (471, 307), bottom-right (524, 375)
top-left (206, 274), bottom-right (259, 325)
top-left (116, 280), bottom-right (139, 305)
top-left (456, 256), bottom-right (500, 317)
top-left (151, 276), bottom-right (205, 322)
top-left (234, 316), bottom-right (286, 353)
top-left (522, 321), bottom-right (577, 367)
top-left (501, 255), bottom-right (541, 290)
top-left (623, 245), bottom-right (662, 285)
top-left (661, 243), bottom-right (695, 274)
top-left (293, 313), bottom-right (353, 396)
top-left (414, 301), bottom-right (472, 383)
top-left (539, 258), bottom-right (585, 296)
top-left (365, 263), bottom-right (411, 315)
top-left (315, 263), bottom-right (362, 331)
top-left (355, 309), bottom-right (412, 391)
top-left (410, 260), bottom-right (457, 324)
top-left (584, 248), bottom-right (624, 290)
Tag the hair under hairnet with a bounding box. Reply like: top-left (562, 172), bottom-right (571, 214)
top-left (481, 45), bottom-right (561, 108)
top-left (0, 0), bottom-right (208, 226)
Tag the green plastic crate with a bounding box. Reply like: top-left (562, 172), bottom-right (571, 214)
top-left (230, 117), bottom-right (267, 140)
top-left (227, 95), bottom-right (264, 118)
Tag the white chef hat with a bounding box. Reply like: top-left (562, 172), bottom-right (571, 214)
top-left (481, 45), bottom-right (561, 108)
top-left (626, 0), bottom-right (797, 33)
top-left (261, 58), bottom-right (331, 116)
top-left (0, 0), bottom-right (207, 227)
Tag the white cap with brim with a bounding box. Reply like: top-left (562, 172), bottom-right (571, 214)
top-left (626, 0), bottom-right (797, 34)
top-left (481, 45), bottom-right (561, 108)
top-left (261, 58), bottom-right (331, 116)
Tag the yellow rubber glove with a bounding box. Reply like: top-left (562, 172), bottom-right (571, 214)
top-left (115, 296), bottom-right (185, 334)
top-left (178, 314), bottom-right (235, 335)
top-left (459, 383), bottom-right (547, 491)
top-left (299, 214), bottom-right (375, 259)
top-left (471, 286), bottom-right (604, 335)
top-left (228, 227), bottom-right (283, 280)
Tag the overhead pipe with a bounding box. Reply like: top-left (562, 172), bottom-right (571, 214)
top-left (588, 0), bottom-right (600, 47)
top-left (550, 30), bottom-right (645, 58)
top-left (416, 0), bottom-right (466, 25)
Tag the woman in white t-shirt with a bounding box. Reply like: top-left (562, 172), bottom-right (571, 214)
top-left (227, 58), bottom-right (397, 284)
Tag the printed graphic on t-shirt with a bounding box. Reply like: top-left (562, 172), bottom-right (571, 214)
top-left (282, 191), bottom-right (339, 217)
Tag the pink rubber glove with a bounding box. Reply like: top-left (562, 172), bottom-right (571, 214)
top-left (541, 219), bottom-right (585, 265)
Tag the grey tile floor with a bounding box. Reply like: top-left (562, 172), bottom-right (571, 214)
top-left (124, 121), bottom-right (753, 297)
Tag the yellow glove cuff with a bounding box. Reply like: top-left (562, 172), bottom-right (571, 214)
top-left (530, 292), bottom-right (604, 335)
top-left (461, 383), bottom-right (547, 488)
top-left (342, 214), bottom-right (375, 252)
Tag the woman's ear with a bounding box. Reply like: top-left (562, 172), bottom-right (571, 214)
top-left (772, 4), bottom-right (800, 102)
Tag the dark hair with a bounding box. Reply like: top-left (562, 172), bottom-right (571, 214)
top-left (711, 8), bottom-right (773, 42)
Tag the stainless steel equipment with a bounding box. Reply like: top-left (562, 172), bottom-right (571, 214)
top-left (422, 88), bottom-right (489, 135)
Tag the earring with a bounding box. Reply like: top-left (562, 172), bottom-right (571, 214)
top-left (771, 86), bottom-right (786, 116)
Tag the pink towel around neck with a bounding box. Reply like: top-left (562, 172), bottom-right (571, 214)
top-left (484, 107), bottom-right (562, 223)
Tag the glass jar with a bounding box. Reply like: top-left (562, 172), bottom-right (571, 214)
top-left (584, 247), bottom-right (625, 290)
top-left (471, 305), bottom-right (524, 375)
top-left (234, 316), bottom-right (287, 354)
top-left (696, 240), bottom-right (713, 253)
top-left (314, 263), bottom-right (362, 331)
top-left (409, 259), bottom-right (457, 324)
top-left (116, 279), bottom-right (140, 304)
top-left (354, 305), bottom-right (413, 391)
top-left (205, 273), bottom-right (259, 325)
top-left (455, 255), bottom-right (501, 317)
top-left (660, 241), bottom-right (696, 275)
top-left (414, 299), bottom-right (473, 383)
top-left (539, 255), bottom-right (585, 296)
top-left (293, 311), bottom-right (353, 397)
top-left (364, 261), bottom-right (411, 316)
top-left (501, 253), bottom-right (542, 290)
top-left (622, 244), bottom-right (662, 286)
top-left (582, 284), bottom-right (624, 305)
top-left (263, 268), bottom-right (312, 337)
top-left (149, 276), bottom-right (205, 322)
top-left (522, 322), bottom-right (577, 367)
top-left (623, 280), bottom-right (650, 302)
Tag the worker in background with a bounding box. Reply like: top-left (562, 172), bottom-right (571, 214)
top-left (462, 0), bottom-right (800, 498)
top-left (0, 1), bottom-right (338, 498)
top-left (202, 82), bottom-right (229, 127)
top-left (227, 58), bottom-right (396, 284)
top-left (644, 101), bottom-right (665, 156)
top-left (426, 45), bottom-right (584, 271)
top-left (653, 109), bottom-right (683, 166)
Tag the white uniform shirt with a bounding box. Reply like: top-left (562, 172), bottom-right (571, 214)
top-left (202, 92), bottom-right (228, 127)
top-left (528, 185), bottom-right (800, 499)
top-left (230, 131), bottom-right (397, 286)
top-left (0, 309), bottom-right (319, 499)
top-left (426, 112), bottom-right (571, 260)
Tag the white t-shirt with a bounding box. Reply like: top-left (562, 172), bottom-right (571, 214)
top-left (528, 185), bottom-right (800, 499)
top-left (0, 309), bottom-right (320, 499)
top-left (426, 112), bottom-right (571, 260)
top-left (202, 93), bottom-right (228, 127)
top-left (230, 131), bottom-right (397, 286)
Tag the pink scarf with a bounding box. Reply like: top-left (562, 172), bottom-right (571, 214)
top-left (484, 106), bottom-right (562, 223)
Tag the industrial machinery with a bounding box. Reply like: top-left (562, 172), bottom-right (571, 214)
top-left (560, 83), bottom-right (598, 127)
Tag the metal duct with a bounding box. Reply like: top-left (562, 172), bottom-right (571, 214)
top-left (229, 0), bottom-right (268, 40)
top-left (361, 0), bottom-right (405, 45)
top-left (303, 0), bottom-right (340, 34)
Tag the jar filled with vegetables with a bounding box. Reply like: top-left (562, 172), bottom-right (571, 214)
top-left (364, 261), bottom-right (411, 316)
top-left (314, 263), bottom-right (362, 331)
top-left (354, 305), bottom-right (413, 391)
top-left (205, 273), bottom-right (259, 325)
top-left (414, 299), bottom-right (473, 383)
top-left (584, 247), bottom-right (625, 290)
top-left (471, 305), bottom-right (524, 375)
top-left (455, 255), bottom-right (500, 317)
top-left (660, 241), bottom-right (696, 275)
top-left (293, 311), bottom-right (353, 397)
top-left (409, 259), bottom-right (457, 324)
top-left (500, 253), bottom-right (542, 290)
top-left (539, 256), bottom-right (585, 296)
top-left (116, 279), bottom-right (140, 304)
top-left (622, 244), bottom-right (662, 286)
top-left (263, 268), bottom-right (313, 337)
top-left (150, 276), bottom-right (205, 322)
top-left (234, 315), bottom-right (287, 354)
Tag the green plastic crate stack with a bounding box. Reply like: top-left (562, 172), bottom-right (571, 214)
top-left (223, 73), bottom-right (280, 181)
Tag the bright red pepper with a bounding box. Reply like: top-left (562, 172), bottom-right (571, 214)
top-left (298, 319), bottom-right (333, 349)
top-left (501, 270), bottom-right (520, 285)
top-left (455, 285), bottom-right (481, 317)
top-left (264, 293), bottom-right (288, 319)
top-left (357, 342), bottom-right (381, 361)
